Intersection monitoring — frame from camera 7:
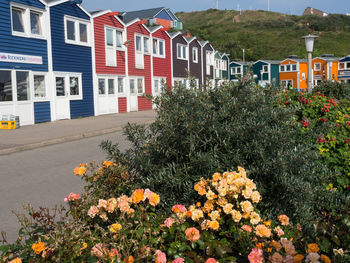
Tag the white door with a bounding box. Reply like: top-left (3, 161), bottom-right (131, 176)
top-left (98, 78), bottom-right (117, 115)
top-left (55, 76), bottom-right (70, 120)
top-left (15, 71), bottom-right (34, 125)
top-left (129, 79), bottom-right (138, 112)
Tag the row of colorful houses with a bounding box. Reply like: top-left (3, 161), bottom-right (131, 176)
top-left (229, 55), bottom-right (350, 91)
top-left (0, 0), bottom-right (231, 126)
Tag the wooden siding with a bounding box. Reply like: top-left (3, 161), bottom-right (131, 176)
top-left (94, 13), bottom-right (126, 75)
top-left (126, 22), bottom-right (152, 111)
top-left (172, 34), bottom-right (188, 78)
top-left (34, 101), bottom-right (51, 123)
top-left (152, 29), bottom-right (172, 86)
top-left (253, 61), bottom-right (269, 83)
top-left (221, 56), bottom-right (229, 80)
top-left (0, 0), bottom-right (48, 72)
top-left (50, 2), bottom-right (94, 118)
top-left (118, 97), bottom-right (127, 113)
top-left (189, 40), bottom-right (202, 85)
top-left (138, 96), bottom-right (152, 111)
top-left (202, 43), bottom-right (214, 82)
top-left (155, 18), bottom-right (171, 29)
top-left (155, 9), bottom-right (172, 20)
top-left (312, 58), bottom-right (328, 80)
top-left (271, 64), bottom-right (280, 86)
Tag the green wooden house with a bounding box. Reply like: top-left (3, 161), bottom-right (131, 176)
top-left (253, 60), bottom-right (280, 87)
top-left (214, 51), bottom-right (229, 84)
top-left (229, 61), bottom-right (250, 81)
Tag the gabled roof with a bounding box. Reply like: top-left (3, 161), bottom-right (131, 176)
top-left (314, 56), bottom-right (341, 62)
top-left (340, 55), bottom-right (350, 61)
top-left (280, 58), bottom-right (307, 64)
top-left (90, 10), bottom-right (111, 18)
top-left (254, 60), bottom-right (280, 65)
top-left (185, 36), bottom-right (196, 43)
top-left (121, 7), bottom-right (165, 23)
top-left (146, 25), bottom-right (163, 33)
top-left (41, 0), bottom-right (91, 17)
top-left (168, 31), bottom-right (182, 39)
top-left (230, 61), bottom-right (250, 66)
top-left (166, 8), bottom-right (181, 22)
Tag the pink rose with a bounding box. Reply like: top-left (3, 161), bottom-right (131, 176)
top-left (154, 250), bottom-right (166, 263)
top-left (172, 258), bottom-right (185, 263)
top-left (64, 192), bottom-right (81, 202)
top-left (205, 258), bottom-right (219, 263)
top-left (248, 248), bottom-right (264, 263)
top-left (164, 217), bottom-right (174, 228)
top-left (241, 225), bottom-right (252, 233)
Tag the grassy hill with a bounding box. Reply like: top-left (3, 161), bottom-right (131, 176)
top-left (176, 9), bottom-right (350, 61)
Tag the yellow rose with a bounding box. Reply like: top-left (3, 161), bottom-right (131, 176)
top-left (209, 210), bottom-right (220, 221)
top-left (209, 220), bottom-right (220, 230)
top-left (249, 212), bottom-right (261, 225)
top-left (218, 197), bottom-right (228, 207)
top-left (212, 172), bottom-right (222, 181)
top-left (240, 201), bottom-right (254, 213)
top-left (223, 203), bottom-right (233, 214)
top-left (191, 209), bottom-right (204, 221)
top-left (204, 200), bottom-right (214, 212)
top-left (255, 224), bottom-right (271, 238)
top-left (242, 188), bottom-right (253, 199)
top-left (109, 223), bottom-right (122, 233)
top-left (231, 209), bottom-right (242, 222)
top-left (250, 191), bottom-right (261, 203)
top-left (206, 190), bottom-right (216, 200)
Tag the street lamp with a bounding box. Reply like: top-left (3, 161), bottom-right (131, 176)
top-left (301, 34), bottom-right (318, 93)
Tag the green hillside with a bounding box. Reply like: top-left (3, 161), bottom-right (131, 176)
top-left (176, 9), bottom-right (350, 61)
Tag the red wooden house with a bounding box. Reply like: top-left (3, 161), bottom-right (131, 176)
top-left (149, 26), bottom-right (172, 101)
top-left (92, 10), bottom-right (128, 114)
top-left (125, 18), bottom-right (153, 112)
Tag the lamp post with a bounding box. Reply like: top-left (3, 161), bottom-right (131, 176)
top-left (301, 34), bottom-right (318, 93)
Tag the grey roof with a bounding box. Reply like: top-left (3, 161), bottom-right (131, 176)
top-left (185, 36), bottom-right (196, 42)
top-left (317, 57), bottom-right (341, 62)
top-left (41, 0), bottom-right (56, 3)
top-left (148, 26), bottom-right (161, 32)
top-left (260, 60), bottom-right (281, 64)
top-left (90, 10), bottom-right (105, 15)
top-left (122, 7), bottom-right (164, 23)
top-left (230, 61), bottom-right (251, 66)
top-left (168, 32), bottom-right (181, 38)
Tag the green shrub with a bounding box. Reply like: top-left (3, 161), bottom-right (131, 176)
top-left (313, 81), bottom-right (350, 101)
top-left (101, 82), bottom-right (344, 228)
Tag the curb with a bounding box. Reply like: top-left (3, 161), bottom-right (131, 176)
top-left (0, 120), bottom-right (154, 156)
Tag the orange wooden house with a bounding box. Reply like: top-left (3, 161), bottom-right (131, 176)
top-left (279, 58), bottom-right (308, 92)
top-left (312, 55), bottom-right (339, 86)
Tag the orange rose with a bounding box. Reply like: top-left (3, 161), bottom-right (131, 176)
top-left (185, 227), bottom-right (200, 242)
top-left (103, 160), bottom-right (115, 167)
top-left (320, 254), bottom-right (331, 263)
top-left (9, 258), bottom-right (22, 263)
top-left (255, 224), bottom-right (271, 238)
top-left (32, 241), bottom-right (45, 255)
top-left (278, 214), bottom-right (289, 226)
top-left (127, 256), bottom-right (134, 263)
top-left (307, 243), bottom-right (320, 253)
top-left (148, 192), bottom-right (160, 206)
top-left (131, 189), bottom-right (144, 204)
top-left (73, 165), bottom-right (86, 176)
top-left (293, 254), bottom-right (304, 263)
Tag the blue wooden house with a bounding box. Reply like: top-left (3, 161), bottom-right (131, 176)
top-left (253, 60), bottom-right (280, 87)
top-left (44, 0), bottom-right (94, 121)
top-left (229, 61), bottom-right (250, 82)
top-left (0, 0), bottom-right (50, 125)
top-left (338, 55), bottom-right (350, 84)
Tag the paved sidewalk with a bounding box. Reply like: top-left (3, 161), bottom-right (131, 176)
top-left (0, 110), bottom-right (156, 155)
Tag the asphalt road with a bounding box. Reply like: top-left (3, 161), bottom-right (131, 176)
top-left (0, 131), bottom-right (130, 243)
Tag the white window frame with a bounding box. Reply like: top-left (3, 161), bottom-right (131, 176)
top-left (105, 26), bottom-right (125, 67)
top-left (10, 3), bottom-right (46, 39)
top-left (292, 64), bottom-right (297, 71)
top-left (281, 80), bottom-right (293, 88)
top-left (129, 76), bottom-right (145, 95)
top-left (206, 51), bottom-right (213, 75)
top-left (117, 76), bottom-right (126, 95)
top-left (280, 65), bottom-right (285, 72)
top-left (192, 47), bottom-right (198, 63)
top-left (54, 72), bottom-right (83, 100)
top-left (153, 38), bottom-right (165, 58)
top-left (32, 72), bottom-right (48, 101)
top-left (314, 79), bottom-right (322, 86)
top-left (153, 77), bottom-right (166, 93)
top-left (177, 43), bottom-right (188, 60)
top-left (222, 60), bottom-right (227, 71)
top-left (314, 63), bottom-right (321, 71)
top-left (143, 36), bottom-right (150, 55)
top-left (262, 65), bottom-right (269, 72)
top-left (231, 66), bottom-right (241, 75)
top-left (64, 15), bottom-right (91, 47)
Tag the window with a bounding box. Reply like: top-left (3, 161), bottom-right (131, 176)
top-left (30, 12), bottom-right (41, 35)
top-left (118, 77), bottom-right (124, 93)
top-left (222, 60), bottom-right (227, 71)
top-left (280, 65), bottom-right (285, 72)
top-left (108, 79), bottom-right (115, 95)
top-left (153, 78), bottom-right (166, 94)
top-left (136, 36), bottom-right (142, 52)
top-left (12, 8), bottom-right (25, 33)
top-left (231, 67), bottom-right (241, 75)
top-left (192, 47), bottom-right (198, 63)
top-left (70, 77), bottom-right (79, 96)
top-left (154, 79), bottom-right (160, 93)
top-left (65, 16), bottom-right (90, 46)
top-left (153, 38), bottom-right (165, 57)
top-left (177, 44), bottom-right (187, 59)
top-left (262, 65), bottom-right (268, 72)
top-left (206, 51), bottom-right (213, 75)
top-left (292, 64), bottom-right (297, 71)
top-left (130, 79), bottom-right (136, 94)
top-left (314, 79), bottom-right (322, 86)
top-left (144, 37), bottom-right (150, 54)
top-left (98, 79), bottom-right (106, 95)
top-left (56, 77), bottom-right (65, 97)
top-left (116, 31), bottom-right (123, 48)
top-left (339, 63), bottom-right (345, 70)
top-left (281, 80), bottom-right (293, 88)
top-left (286, 65), bottom-right (291, 71)
top-left (11, 5), bottom-right (45, 38)
top-left (347, 62), bottom-right (350, 69)
top-left (106, 29), bottom-right (114, 46)
top-left (314, 63), bottom-right (321, 71)
top-left (34, 75), bottom-right (46, 98)
top-left (0, 71), bottom-right (12, 102)
top-left (137, 78), bottom-right (144, 94)
top-left (16, 71), bottom-right (30, 101)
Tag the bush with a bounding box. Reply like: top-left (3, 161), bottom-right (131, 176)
top-left (101, 82), bottom-right (343, 227)
top-left (313, 81), bottom-right (350, 101)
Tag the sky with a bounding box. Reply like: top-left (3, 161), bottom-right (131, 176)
top-left (81, 0), bottom-right (350, 16)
